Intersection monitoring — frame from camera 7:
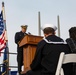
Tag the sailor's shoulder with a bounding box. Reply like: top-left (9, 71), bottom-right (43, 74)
top-left (37, 39), bottom-right (46, 47)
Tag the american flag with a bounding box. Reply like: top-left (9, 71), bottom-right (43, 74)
top-left (0, 11), bottom-right (6, 52)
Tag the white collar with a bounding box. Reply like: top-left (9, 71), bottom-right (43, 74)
top-left (43, 38), bottom-right (67, 44)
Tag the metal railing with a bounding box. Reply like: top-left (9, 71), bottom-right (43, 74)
top-left (0, 52), bottom-right (18, 74)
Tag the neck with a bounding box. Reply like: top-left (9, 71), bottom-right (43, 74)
top-left (45, 34), bottom-right (54, 37)
top-left (21, 31), bottom-right (25, 33)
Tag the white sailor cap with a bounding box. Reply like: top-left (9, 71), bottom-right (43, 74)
top-left (41, 24), bottom-right (57, 31)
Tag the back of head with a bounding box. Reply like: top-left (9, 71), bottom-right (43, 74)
top-left (43, 27), bottom-right (55, 35)
top-left (69, 27), bottom-right (76, 41)
top-left (41, 24), bottom-right (57, 35)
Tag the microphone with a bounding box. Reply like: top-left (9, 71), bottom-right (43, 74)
top-left (28, 32), bottom-right (31, 35)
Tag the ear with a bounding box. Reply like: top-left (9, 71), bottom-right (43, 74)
top-left (44, 33), bottom-right (47, 37)
top-left (54, 31), bottom-right (56, 35)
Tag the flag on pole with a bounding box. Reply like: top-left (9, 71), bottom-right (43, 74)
top-left (2, 47), bottom-right (8, 75)
top-left (0, 11), bottom-right (6, 56)
top-left (1, 2), bottom-right (9, 75)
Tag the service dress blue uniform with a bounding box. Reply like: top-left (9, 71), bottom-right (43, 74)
top-left (15, 31), bottom-right (26, 74)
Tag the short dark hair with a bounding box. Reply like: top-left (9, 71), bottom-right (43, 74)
top-left (69, 27), bottom-right (76, 40)
top-left (43, 27), bottom-right (55, 35)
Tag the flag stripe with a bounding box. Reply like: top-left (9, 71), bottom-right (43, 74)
top-left (0, 11), bottom-right (6, 52)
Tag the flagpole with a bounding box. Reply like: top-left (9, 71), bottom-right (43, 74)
top-left (38, 11), bottom-right (41, 36)
top-left (2, 2), bottom-right (9, 75)
top-left (57, 15), bottom-right (60, 37)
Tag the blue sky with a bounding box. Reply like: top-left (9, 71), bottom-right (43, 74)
top-left (0, 0), bottom-right (76, 70)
